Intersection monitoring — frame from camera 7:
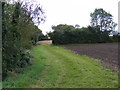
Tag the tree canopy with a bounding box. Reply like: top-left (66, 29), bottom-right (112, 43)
top-left (90, 8), bottom-right (117, 31)
top-left (48, 24), bottom-right (114, 44)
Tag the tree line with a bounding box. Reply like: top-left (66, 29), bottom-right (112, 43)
top-left (48, 8), bottom-right (119, 44)
top-left (2, 1), bottom-right (45, 80)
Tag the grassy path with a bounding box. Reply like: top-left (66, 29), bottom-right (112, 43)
top-left (3, 45), bottom-right (118, 88)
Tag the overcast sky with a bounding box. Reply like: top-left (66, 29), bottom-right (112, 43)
top-left (35, 0), bottom-right (119, 34)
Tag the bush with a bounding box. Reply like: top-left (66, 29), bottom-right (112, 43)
top-left (2, 1), bottom-right (45, 80)
top-left (17, 50), bottom-right (33, 68)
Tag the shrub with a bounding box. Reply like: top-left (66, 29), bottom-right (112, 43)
top-left (2, 1), bottom-right (45, 80)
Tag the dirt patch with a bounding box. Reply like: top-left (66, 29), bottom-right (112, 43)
top-left (37, 40), bottom-right (52, 45)
top-left (63, 43), bottom-right (118, 72)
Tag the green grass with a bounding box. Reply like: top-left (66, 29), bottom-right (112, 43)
top-left (3, 46), bottom-right (46, 88)
top-left (3, 45), bottom-right (118, 88)
top-left (0, 82), bottom-right (1, 89)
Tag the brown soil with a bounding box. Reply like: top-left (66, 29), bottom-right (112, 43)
top-left (37, 40), bottom-right (52, 45)
top-left (63, 43), bottom-right (119, 72)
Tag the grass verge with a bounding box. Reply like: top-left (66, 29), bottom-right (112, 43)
top-left (3, 45), bottom-right (119, 88)
top-left (2, 46), bottom-right (46, 88)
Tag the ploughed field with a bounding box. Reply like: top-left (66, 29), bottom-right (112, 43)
top-left (63, 43), bottom-right (118, 72)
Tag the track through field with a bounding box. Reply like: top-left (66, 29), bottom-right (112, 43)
top-left (29, 45), bottom-right (118, 88)
top-left (3, 45), bottom-right (118, 88)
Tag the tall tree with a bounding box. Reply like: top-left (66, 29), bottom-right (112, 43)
top-left (90, 8), bottom-right (117, 31)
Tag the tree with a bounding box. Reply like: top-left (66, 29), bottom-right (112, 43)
top-left (90, 8), bottom-right (117, 31)
top-left (48, 24), bottom-right (112, 44)
top-left (52, 24), bottom-right (75, 32)
top-left (2, 0), bottom-right (45, 80)
top-left (75, 24), bottom-right (80, 28)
